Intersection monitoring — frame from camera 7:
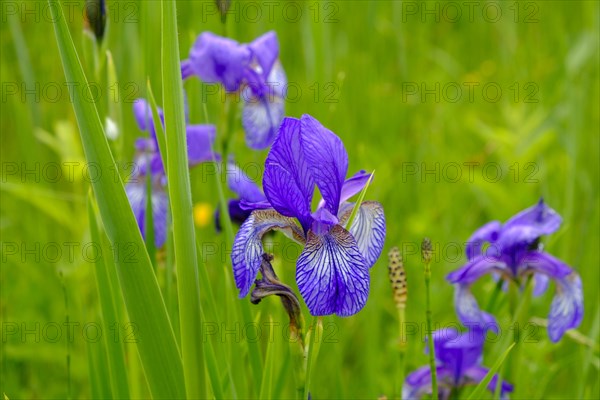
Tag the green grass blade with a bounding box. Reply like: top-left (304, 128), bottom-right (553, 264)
top-left (467, 342), bottom-right (516, 400)
top-left (48, 1), bottom-right (185, 397)
top-left (146, 81), bottom-right (168, 173)
top-left (195, 241), bottom-right (238, 398)
top-left (161, 0), bottom-right (204, 398)
top-left (105, 50), bottom-right (124, 157)
top-left (200, 307), bottom-right (224, 400)
top-left (259, 318), bottom-right (276, 400)
top-left (86, 337), bottom-right (112, 400)
top-left (8, 13), bottom-right (41, 129)
top-left (87, 196), bottom-right (130, 399)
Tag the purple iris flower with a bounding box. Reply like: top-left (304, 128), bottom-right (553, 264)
top-left (446, 200), bottom-right (583, 342)
top-left (403, 327), bottom-right (513, 400)
top-left (182, 31), bottom-right (286, 150)
top-left (231, 114), bottom-right (386, 316)
top-left (125, 98), bottom-right (216, 247)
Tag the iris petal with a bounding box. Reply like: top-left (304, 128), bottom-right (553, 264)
top-left (268, 61), bottom-right (287, 98)
top-left (339, 201), bottom-right (386, 268)
top-left (497, 199), bottom-right (563, 250)
top-left (263, 117), bottom-right (314, 230)
top-left (402, 366), bottom-right (452, 400)
top-left (231, 209), bottom-right (305, 298)
top-left (533, 272), bottom-right (550, 297)
top-left (133, 98), bottom-right (163, 141)
top-left (125, 180), bottom-right (146, 234)
top-left (520, 250), bottom-right (573, 279)
top-left (242, 93), bottom-right (284, 150)
top-left (296, 225), bottom-right (369, 316)
top-left (463, 366), bottom-right (514, 399)
top-left (446, 255), bottom-right (507, 285)
top-left (189, 32), bottom-right (251, 92)
top-left (547, 272), bottom-right (583, 342)
top-left (300, 114), bottom-right (348, 216)
top-left (453, 283), bottom-right (499, 332)
top-left (465, 220), bottom-right (502, 260)
top-left (186, 124), bottom-right (217, 166)
top-left (248, 31), bottom-right (279, 76)
top-left (151, 188), bottom-right (169, 248)
top-left (181, 59), bottom-right (193, 79)
top-left (339, 170), bottom-right (371, 203)
top-left (431, 328), bottom-right (485, 379)
top-left (504, 198), bottom-right (562, 234)
top-left (125, 181), bottom-right (168, 248)
top-left (227, 161), bottom-right (266, 203)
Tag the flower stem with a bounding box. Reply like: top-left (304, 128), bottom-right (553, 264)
top-left (424, 271), bottom-right (438, 400)
top-left (485, 279), bottom-right (505, 314)
top-left (303, 316), bottom-right (323, 400)
top-left (398, 306), bottom-right (407, 399)
top-left (422, 238), bottom-right (438, 400)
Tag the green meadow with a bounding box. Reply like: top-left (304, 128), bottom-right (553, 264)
top-left (1, 0), bottom-right (598, 399)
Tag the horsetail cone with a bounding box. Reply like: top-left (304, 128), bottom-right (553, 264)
top-left (421, 237), bottom-right (433, 265)
top-left (388, 247), bottom-right (407, 309)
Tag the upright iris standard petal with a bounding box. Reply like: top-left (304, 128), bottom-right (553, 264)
top-left (342, 201), bottom-right (386, 268)
top-left (186, 124), bottom-right (217, 165)
top-left (465, 220), bottom-right (502, 260)
top-left (547, 272), bottom-right (584, 342)
top-left (503, 198), bottom-right (562, 234)
top-left (296, 225), bottom-right (369, 316)
top-left (263, 117), bottom-right (315, 230)
top-left (248, 31), bottom-right (279, 75)
top-left (232, 209), bottom-right (305, 297)
top-left (300, 115), bottom-right (348, 216)
top-left (497, 199), bottom-right (563, 250)
top-left (188, 32), bottom-right (251, 92)
top-left (339, 170), bottom-right (371, 203)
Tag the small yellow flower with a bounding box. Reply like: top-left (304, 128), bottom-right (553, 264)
top-left (193, 203), bottom-right (213, 228)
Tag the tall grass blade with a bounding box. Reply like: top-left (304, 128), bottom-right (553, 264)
top-left (87, 196), bottom-right (130, 399)
top-left (146, 81), bottom-right (168, 172)
top-left (467, 342), bottom-right (516, 400)
top-left (161, 0), bottom-right (204, 398)
top-left (48, 1), bottom-right (184, 397)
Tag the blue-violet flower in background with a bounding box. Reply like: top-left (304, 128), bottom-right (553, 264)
top-left (125, 98), bottom-right (216, 247)
top-left (182, 31), bottom-right (286, 150)
top-left (215, 158), bottom-right (271, 231)
top-left (231, 114), bottom-right (386, 316)
top-left (403, 327), bottom-right (513, 400)
top-left (446, 199), bottom-right (583, 342)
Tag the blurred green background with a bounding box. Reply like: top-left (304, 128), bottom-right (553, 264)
top-left (1, 0), bottom-right (599, 399)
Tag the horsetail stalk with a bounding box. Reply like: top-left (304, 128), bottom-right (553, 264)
top-left (422, 238), bottom-right (438, 400)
